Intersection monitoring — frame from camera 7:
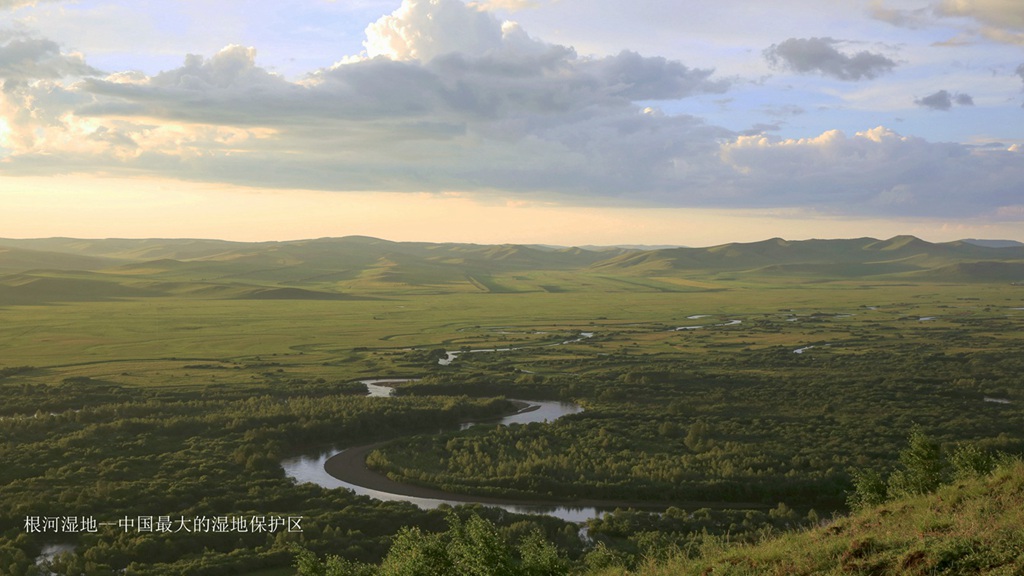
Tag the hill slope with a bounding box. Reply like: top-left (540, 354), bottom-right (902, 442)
top-left (614, 460), bottom-right (1024, 576)
top-left (0, 235), bottom-right (1022, 305)
top-left (590, 236), bottom-right (1024, 278)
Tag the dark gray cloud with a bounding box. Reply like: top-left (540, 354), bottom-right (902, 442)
top-left (916, 90), bottom-right (952, 110)
top-left (764, 37), bottom-right (897, 81)
top-left (914, 89), bottom-right (974, 110)
top-left (0, 34), bottom-right (102, 81)
top-left (79, 41), bottom-right (728, 126)
top-left (70, 41), bottom-right (731, 196)
top-left (580, 50), bottom-right (728, 101)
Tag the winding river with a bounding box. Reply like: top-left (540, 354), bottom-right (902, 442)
top-left (439, 332), bottom-right (595, 365)
top-left (671, 318), bottom-right (742, 331)
top-left (281, 381), bottom-right (607, 522)
top-left (284, 326), bottom-right (770, 521)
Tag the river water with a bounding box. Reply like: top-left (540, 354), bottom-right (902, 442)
top-left (280, 381), bottom-right (599, 522)
top-left (439, 332), bottom-right (595, 365)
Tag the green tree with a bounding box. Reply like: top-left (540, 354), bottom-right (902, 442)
top-left (298, 513), bottom-right (568, 576)
top-left (445, 513), bottom-right (515, 576)
top-left (378, 526), bottom-right (451, 576)
top-left (847, 468), bottom-right (888, 510)
top-left (294, 548), bottom-right (377, 576)
top-left (949, 442), bottom-right (995, 480)
top-left (887, 426), bottom-right (946, 497)
top-left (517, 529), bottom-right (567, 576)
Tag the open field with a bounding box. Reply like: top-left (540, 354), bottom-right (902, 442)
top-left (2, 281), bottom-right (1020, 385)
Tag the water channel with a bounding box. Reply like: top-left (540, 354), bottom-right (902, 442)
top-left (281, 381), bottom-right (605, 522)
top-left (438, 332), bottom-right (595, 366)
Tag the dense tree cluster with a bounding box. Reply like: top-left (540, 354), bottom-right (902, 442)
top-left (295, 511), bottom-right (567, 576)
top-left (0, 380), bottom-right (518, 575)
top-left (370, 340), bottom-right (1024, 509)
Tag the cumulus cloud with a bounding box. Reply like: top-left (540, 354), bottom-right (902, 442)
top-left (0, 32), bottom-right (104, 153)
top-left (73, 0), bottom-right (727, 128)
top-left (914, 89), bottom-right (974, 110)
top-left (146, 45), bottom-right (279, 91)
top-left (718, 127), bottom-right (1024, 217)
top-left (764, 37), bottom-right (897, 81)
top-left (4, 0), bottom-right (729, 196)
top-left (69, 44), bottom-right (730, 194)
top-left (364, 0), bottom-right (517, 61)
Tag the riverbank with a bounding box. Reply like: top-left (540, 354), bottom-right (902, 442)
top-left (298, 392), bottom-right (768, 515)
top-left (325, 442), bottom-right (569, 505)
top-left (323, 439), bottom-right (769, 512)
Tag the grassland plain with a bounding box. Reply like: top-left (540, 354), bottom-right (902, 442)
top-left (1, 236), bottom-right (1023, 574)
top-left (3, 282), bottom-right (1018, 387)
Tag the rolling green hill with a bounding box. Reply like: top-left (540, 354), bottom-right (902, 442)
top-left (591, 236), bottom-right (1024, 276)
top-left (0, 235), bottom-right (1022, 304)
top-left (0, 246), bottom-right (126, 271)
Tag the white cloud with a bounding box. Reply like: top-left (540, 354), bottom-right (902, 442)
top-left (0, 32), bottom-right (104, 152)
top-left (470, 0), bottom-right (542, 11)
top-left (364, 0), bottom-right (512, 61)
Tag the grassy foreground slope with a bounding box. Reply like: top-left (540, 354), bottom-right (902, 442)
top-left (602, 460), bottom-right (1024, 576)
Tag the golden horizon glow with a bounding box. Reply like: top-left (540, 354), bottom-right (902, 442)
top-left (3, 175), bottom-right (1021, 247)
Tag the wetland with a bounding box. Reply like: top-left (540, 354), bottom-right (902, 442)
top-left (1, 235), bottom-right (1023, 575)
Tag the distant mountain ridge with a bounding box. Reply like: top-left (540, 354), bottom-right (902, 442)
top-left (960, 238), bottom-right (1024, 248)
top-left (0, 235), bottom-right (1022, 303)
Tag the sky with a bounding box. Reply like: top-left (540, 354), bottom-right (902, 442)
top-left (0, 0), bottom-right (1022, 246)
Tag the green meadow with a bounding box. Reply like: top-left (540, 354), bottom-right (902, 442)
top-left (3, 280), bottom-right (1018, 386)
